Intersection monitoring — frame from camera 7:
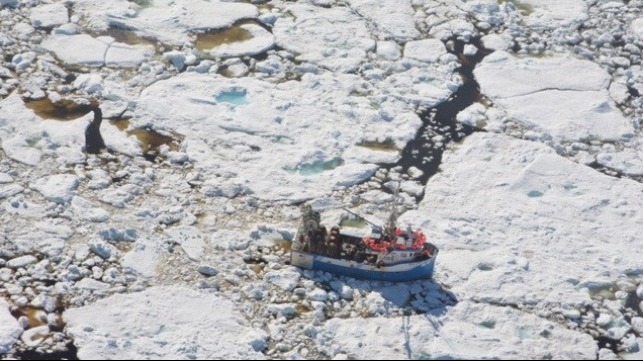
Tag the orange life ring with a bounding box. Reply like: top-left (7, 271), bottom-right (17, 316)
top-left (411, 231), bottom-right (427, 249)
top-left (362, 236), bottom-right (390, 252)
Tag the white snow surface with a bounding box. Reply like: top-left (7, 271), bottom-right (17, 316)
top-left (0, 299), bottom-right (22, 354)
top-left (403, 132), bottom-right (643, 306)
top-left (403, 38), bottom-right (448, 63)
top-left (2, 0), bottom-right (643, 359)
top-left (345, 0), bottom-right (420, 41)
top-left (205, 24), bottom-right (275, 59)
top-left (64, 286), bottom-right (267, 359)
top-left (317, 300), bottom-right (596, 359)
top-left (273, 4), bottom-right (375, 72)
top-left (474, 51), bottom-right (633, 142)
top-left (520, 0), bottom-right (587, 28)
top-left (42, 34), bottom-right (154, 68)
top-left (133, 72), bottom-right (422, 201)
top-left (475, 52), bottom-right (609, 98)
top-left (632, 18), bottom-right (643, 40)
top-left (31, 174), bottom-right (80, 204)
top-left (30, 3), bottom-right (68, 29)
top-left (596, 148), bottom-right (643, 177)
top-left (75, 0), bottom-right (258, 45)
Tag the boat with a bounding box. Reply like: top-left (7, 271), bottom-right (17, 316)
top-left (290, 205), bottom-right (438, 282)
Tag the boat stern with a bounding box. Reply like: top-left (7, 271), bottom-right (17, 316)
top-left (290, 250), bottom-right (314, 270)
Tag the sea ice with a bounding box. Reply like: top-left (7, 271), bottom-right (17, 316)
top-left (0, 300), bottom-right (22, 354)
top-left (42, 34), bottom-right (153, 68)
top-left (317, 300), bottom-right (596, 359)
top-left (41, 34), bottom-right (108, 68)
top-left (345, 0), bottom-right (419, 41)
top-left (30, 3), bottom-right (68, 29)
top-left (165, 226), bottom-right (206, 261)
top-left (403, 132), bottom-right (643, 307)
top-left (133, 72), bottom-right (422, 201)
top-left (121, 238), bottom-right (161, 279)
top-left (474, 51), bottom-right (633, 142)
top-left (31, 174), bottom-right (80, 204)
top-left (519, 0), bottom-right (587, 28)
top-left (206, 24), bottom-right (275, 59)
top-left (64, 286), bottom-right (268, 359)
top-left (74, 0), bottom-right (258, 46)
top-left (632, 18), bottom-right (643, 41)
top-left (273, 4), bottom-right (375, 72)
top-left (403, 39), bottom-right (448, 63)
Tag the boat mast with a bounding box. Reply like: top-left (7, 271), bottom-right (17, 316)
top-left (342, 208), bottom-right (383, 233)
top-left (383, 182), bottom-right (400, 238)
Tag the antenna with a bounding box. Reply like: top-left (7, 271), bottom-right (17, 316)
top-left (342, 208), bottom-right (382, 232)
top-left (389, 181), bottom-right (400, 226)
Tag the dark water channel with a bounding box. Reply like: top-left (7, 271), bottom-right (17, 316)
top-left (7, 300), bottom-right (79, 360)
top-left (392, 38), bottom-right (492, 199)
top-left (12, 344), bottom-right (79, 361)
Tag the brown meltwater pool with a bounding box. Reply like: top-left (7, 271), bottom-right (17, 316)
top-left (109, 118), bottom-right (180, 161)
top-left (248, 263), bottom-right (264, 275)
top-left (6, 298), bottom-right (77, 360)
top-left (10, 306), bottom-right (49, 328)
top-left (195, 25), bottom-right (254, 53)
top-left (109, 118), bottom-right (131, 131)
top-left (272, 238), bottom-right (292, 253)
top-left (24, 98), bottom-right (92, 121)
top-left (109, 118), bottom-right (182, 161)
top-left (128, 127), bottom-right (180, 162)
top-left (128, 127), bottom-right (178, 152)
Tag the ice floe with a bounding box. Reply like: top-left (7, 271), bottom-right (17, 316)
top-left (133, 72), bottom-right (423, 201)
top-left (31, 174), bottom-right (79, 204)
top-left (203, 24), bottom-right (275, 59)
top-left (165, 226), bottom-right (206, 261)
top-left (429, 301), bottom-right (597, 359)
top-left (404, 132), bottom-right (643, 307)
top-left (317, 300), bottom-right (596, 359)
top-left (475, 52), bottom-right (610, 98)
top-left (403, 38), bottom-right (448, 63)
top-left (519, 0), bottom-right (587, 28)
top-left (75, 0), bottom-right (258, 46)
top-left (375, 41), bottom-right (401, 61)
top-left (71, 196), bottom-right (110, 223)
top-left (273, 4), bottom-right (375, 72)
top-left (596, 147), bottom-right (643, 177)
top-left (474, 51), bottom-right (633, 142)
top-left (1, 0), bottom-right (643, 358)
top-left (30, 3), bottom-right (68, 29)
top-left (64, 286), bottom-right (267, 359)
top-left (632, 18), bottom-right (643, 40)
top-left (41, 34), bottom-right (154, 68)
top-left (41, 34), bottom-right (109, 68)
top-left (345, 0), bottom-right (419, 41)
top-left (0, 300), bottom-right (22, 354)
top-left (121, 238), bottom-right (161, 279)
top-left (481, 33), bottom-right (512, 51)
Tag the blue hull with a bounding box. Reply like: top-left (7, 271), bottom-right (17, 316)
top-left (291, 250), bottom-right (437, 282)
